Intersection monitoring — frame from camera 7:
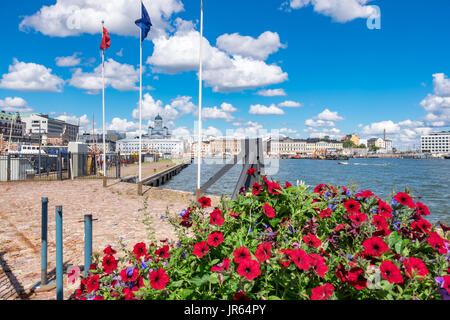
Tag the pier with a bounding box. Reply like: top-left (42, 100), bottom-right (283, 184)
top-left (121, 161), bottom-right (190, 187)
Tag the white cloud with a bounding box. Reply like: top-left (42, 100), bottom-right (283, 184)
top-left (55, 113), bottom-right (91, 133)
top-left (256, 88), bottom-right (287, 96)
top-left (116, 48), bottom-right (124, 57)
top-left (304, 108), bottom-right (344, 127)
top-left (55, 53), bottom-right (82, 67)
top-left (133, 93), bottom-right (195, 121)
top-left (304, 127), bottom-right (341, 139)
top-left (69, 58), bottom-right (140, 93)
top-left (19, 0), bottom-right (184, 39)
top-left (278, 100), bottom-right (302, 108)
top-left (0, 97), bottom-right (34, 113)
top-left (432, 73), bottom-right (450, 97)
top-left (0, 59), bottom-right (64, 92)
top-left (419, 73), bottom-right (450, 127)
top-left (201, 102), bottom-right (237, 122)
top-left (282, 0), bottom-right (377, 23)
top-left (107, 117), bottom-right (139, 133)
top-left (280, 128), bottom-right (298, 134)
top-left (147, 18), bottom-right (288, 93)
top-left (216, 31), bottom-right (285, 60)
top-left (249, 104), bottom-right (285, 115)
top-left (202, 126), bottom-right (222, 137)
top-left (317, 108), bottom-right (344, 121)
top-left (172, 126), bottom-right (192, 138)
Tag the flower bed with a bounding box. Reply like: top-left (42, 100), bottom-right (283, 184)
top-left (74, 176), bottom-right (449, 300)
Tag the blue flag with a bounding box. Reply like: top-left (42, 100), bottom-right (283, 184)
top-left (135, 2), bottom-right (152, 41)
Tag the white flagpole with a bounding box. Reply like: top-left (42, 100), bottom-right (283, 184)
top-left (139, 3), bottom-right (143, 184)
top-left (102, 21), bottom-right (106, 178)
top-left (197, 0), bottom-right (203, 192)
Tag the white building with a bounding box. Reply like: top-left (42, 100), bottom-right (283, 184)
top-left (268, 137), bottom-right (343, 155)
top-left (421, 131), bottom-right (450, 154)
top-left (367, 137), bottom-right (385, 149)
top-left (116, 137), bottom-right (184, 156)
top-left (21, 113), bottom-right (79, 144)
top-left (148, 114), bottom-right (171, 139)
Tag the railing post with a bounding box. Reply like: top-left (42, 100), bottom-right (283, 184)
top-left (57, 151), bottom-right (62, 181)
top-left (41, 197), bottom-right (48, 285)
top-left (55, 205), bottom-right (63, 300)
top-left (116, 153), bottom-right (120, 179)
top-left (7, 154), bottom-right (11, 181)
top-left (84, 215), bottom-right (92, 277)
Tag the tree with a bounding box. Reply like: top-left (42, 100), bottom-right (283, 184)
top-left (343, 140), bottom-right (357, 148)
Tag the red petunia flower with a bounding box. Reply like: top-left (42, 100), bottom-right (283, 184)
top-left (237, 259), bottom-right (261, 280)
top-left (122, 288), bottom-right (136, 300)
top-left (289, 249), bottom-right (311, 270)
top-left (303, 234), bottom-right (322, 248)
top-left (310, 283), bottom-right (334, 300)
top-left (210, 208), bottom-right (225, 226)
top-left (349, 212), bottom-right (367, 225)
top-left (363, 236), bottom-right (389, 257)
top-left (233, 247), bottom-right (252, 263)
top-left (155, 245), bottom-right (170, 259)
top-left (211, 259), bottom-right (231, 272)
top-left (86, 275), bottom-right (100, 293)
top-left (347, 267), bottom-right (367, 290)
top-left (443, 275), bottom-right (450, 294)
top-left (102, 255), bottom-right (118, 274)
top-left (309, 253), bottom-right (328, 278)
top-left (411, 218), bottom-right (432, 234)
top-left (334, 224), bottom-right (346, 232)
top-left (149, 268), bottom-right (169, 290)
top-left (263, 177), bottom-right (282, 195)
top-left (193, 241), bottom-right (210, 258)
top-left (335, 262), bottom-right (348, 282)
top-left (279, 249), bottom-right (293, 268)
top-left (314, 184), bottom-right (327, 195)
top-left (262, 203), bottom-right (276, 218)
top-left (393, 192), bottom-right (416, 209)
top-left (229, 211), bottom-right (243, 218)
top-left (103, 245), bottom-right (117, 256)
top-left (285, 181), bottom-right (293, 188)
top-left (416, 202), bottom-right (430, 216)
top-left (372, 215), bottom-right (389, 232)
top-left (198, 196), bottom-right (212, 208)
top-left (255, 242), bottom-right (272, 263)
top-left (426, 232), bottom-right (447, 254)
top-left (344, 199), bottom-right (361, 214)
top-left (208, 231), bottom-right (225, 248)
top-left (356, 190), bottom-right (374, 199)
top-left (133, 242), bottom-right (147, 259)
top-left (233, 290), bottom-right (249, 300)
top-left (380, 260), bottom-right (404, 284)
top-left (403, 257), bottom-right (429, 279)
top-left (318, 208), bottom-right (332, 218)
top-left (247, 168), bottom-right (257, 176)
top-left (120, 267), bottom-right (139, 282)
top-left (252, 182), bottom-right (262, 196)
top-left (378, 200), bottom-right (393, 218)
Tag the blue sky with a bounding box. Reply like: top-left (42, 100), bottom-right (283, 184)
top-left (0, 0), bottom-right (449, 149)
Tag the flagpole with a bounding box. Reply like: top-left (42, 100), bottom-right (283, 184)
top-left (139, 2), bottom-right (143, 187)
top-left (102, 21), bottom-right (107, 184)
top-left (196, 0), bottom-right (203, 195)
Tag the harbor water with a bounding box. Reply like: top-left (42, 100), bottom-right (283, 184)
top-left (164, 158), bottom-right (450, 224)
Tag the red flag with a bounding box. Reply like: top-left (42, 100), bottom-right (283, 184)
top-left (100, 27), bottom-right (111, 50)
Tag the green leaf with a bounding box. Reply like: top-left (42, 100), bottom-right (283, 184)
top-left (269, 218), bottom-right (282, 228)
top-left (180, 289), bottom-right (193, 299)
top-left (268, 296), bottom-right (281, 300)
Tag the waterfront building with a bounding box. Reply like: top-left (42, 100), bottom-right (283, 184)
top-left (191, 140), bottom-right (211, 157)
top-left (367, 137), bottom-right (385, 149)
top-left (21, 113), bottom-right (79, 145)
top-left (116, 137), bottom-right (184, 156)
top-left (420, 131), bottom-right (450, 154)
top-left (267, 137), bottom-right (344, 156)
top-left (79, 133), bottom-right (116, 153)
top-left (148, 114), bottom-right (171, 139)
top-left (0, 111), bottom-right (25, 141)
top-left (342, 134), bottom-right (360, 146)
top-left (210, 138), bottom-right (242, 156)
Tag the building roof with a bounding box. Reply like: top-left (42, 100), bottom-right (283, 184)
top-left (155, 114), bottom-right (162, 120)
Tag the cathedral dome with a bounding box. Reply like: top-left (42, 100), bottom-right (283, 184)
top-left (155, 114), bottom-right (162, 121)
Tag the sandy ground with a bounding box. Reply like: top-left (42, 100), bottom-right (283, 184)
top-left (0, 179), bottom-right (219, 300)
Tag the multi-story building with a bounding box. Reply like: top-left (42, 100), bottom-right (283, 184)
top-left (191, 140), bottom-right (211, 157)
top-left (267, 137), bottom-right (343, 155)
top-left (79, 133), bottom-right (116, 153)
top-left (342, 134), bottom-right (360, 146)
top-left (209, 138), bottom-right (242, 156)
top-left (116, 137), bottom-right (184, 156)
top-left (420, 131), bottom-right (450, 154)
top-left (147, 114), bottom-right (171, 139)
top-left (0, 111), bottom-right (25, 141)
top-left (367, 137), bottom-right (385, 149)
top-left (21, 113), bottom-right (79, 145)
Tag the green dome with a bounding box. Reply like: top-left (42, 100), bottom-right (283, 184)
top-left (155, 114), bottom-right (162, 120)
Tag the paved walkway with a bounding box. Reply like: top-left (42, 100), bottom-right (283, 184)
top-left (0, 179), bottom-right (218, 300)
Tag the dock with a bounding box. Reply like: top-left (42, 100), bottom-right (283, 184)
top-left (121, 161), bottom-right (190, 187)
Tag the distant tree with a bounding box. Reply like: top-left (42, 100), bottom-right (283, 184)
top-left (359, 144), bottom-right (367, 148)
top-left (343, 140), bottom-right (357, 148)
top-left (323, 135), bottom-right (330, 141)
top-left (369, 145), bottom-right (380, 152)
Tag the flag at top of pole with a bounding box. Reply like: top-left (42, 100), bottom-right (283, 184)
top-left (135, 1), bottom-right (152, 41)
top-left (100, 26), bottom-right (111, 50)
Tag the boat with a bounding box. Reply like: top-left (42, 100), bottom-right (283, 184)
top-left (338, 161), bottom-right (349, 165)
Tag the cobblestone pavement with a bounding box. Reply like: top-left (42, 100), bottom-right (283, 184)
top-left (0, 179), bottom-right (219, 300)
